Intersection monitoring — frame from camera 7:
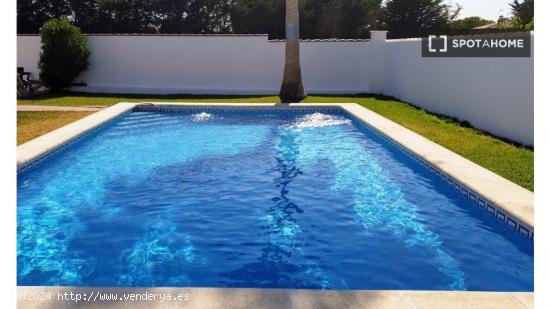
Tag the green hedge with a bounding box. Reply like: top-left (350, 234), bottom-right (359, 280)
top-left (39, 17), bottom-right (90, 89)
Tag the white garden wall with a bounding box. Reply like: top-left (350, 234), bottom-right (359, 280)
top-left (17, 34), bottom-right (371, 95)
top-left (380, 36), bottom-right (534, 146)
top-left (17, 36), bottom-right (41, 79)
top-left (17, 32), bottom-right (534, 145)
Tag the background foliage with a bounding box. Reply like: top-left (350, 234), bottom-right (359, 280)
top-left (38, 17), bottom-right (90, 89)
top-left (18, 0), bottom-right (534, 39)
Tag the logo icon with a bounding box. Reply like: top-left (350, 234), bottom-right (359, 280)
top-left (428, 35), bottom-right (447, 53)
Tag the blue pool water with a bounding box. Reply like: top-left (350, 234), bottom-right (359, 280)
top-left (17, 109), bottom-right (533, 291)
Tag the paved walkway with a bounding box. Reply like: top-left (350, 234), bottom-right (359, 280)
top-left (17, 105), bottom-right (105, 112)
top-left (17, 287), bottom-right (533, 309)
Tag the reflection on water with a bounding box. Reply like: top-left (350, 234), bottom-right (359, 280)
top-left (285, 112), bottom-right (352, 130)
top-left (117, 221), bottom-right (197, 286)
top-left (285, 121), bottom-right (466, 290)
top-left (191, 112), bottom-right (213, 122)
top-left (220, 129), bottom-right (344, 289)
top-left (262, 130), bottom-right (341, 289)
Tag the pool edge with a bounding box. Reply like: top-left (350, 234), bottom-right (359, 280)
top-left (17, 103), bottom-right (137, 171)
top-left (16, 102), bottom-right (534, 236)
top-left (16, 286), bottom-right (533, 309)
top-left (337, 103), bottom-right (534, 234)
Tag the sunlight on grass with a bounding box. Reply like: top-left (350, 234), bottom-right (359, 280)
top-left (17, 111), bottom-right (93, 145)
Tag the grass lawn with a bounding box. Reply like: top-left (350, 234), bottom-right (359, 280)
top-left (17, 111), bottom-right (93, 145)
top-left (17, 92), bottom-right (534, 191)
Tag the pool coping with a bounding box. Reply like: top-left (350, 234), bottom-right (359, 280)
top-left (17, 102), bottom-right (534, 236)
top-left (16, 287), bottom-right (533, 308)
top-left (17, 102), bottom-right (136, 171)
top-left (341, 103), bottom-right (534, 235)
top-left (16, 102), bottom-right (535, 305)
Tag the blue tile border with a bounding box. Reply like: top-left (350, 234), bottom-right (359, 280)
top-left (339, 108), bottom-right (534, 241)
top-left (17, 111), bottom-right (132, 175)
top-left (133, 105), bottom-right (344, 114)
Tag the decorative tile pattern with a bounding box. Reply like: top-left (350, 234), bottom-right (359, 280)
top-left (17, 114), bottom-right (127, 175)
top-left (477, 199), bottom-right (486, 208)
top-left (338, 108), bottom-right (534, 241)
top-left (496, 211), bottom-right (507, 222)
top-left (133, 105), bottom-right (343, 114)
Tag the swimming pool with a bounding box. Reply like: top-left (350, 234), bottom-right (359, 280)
top-left (17, 105), bottom-right (533, 291)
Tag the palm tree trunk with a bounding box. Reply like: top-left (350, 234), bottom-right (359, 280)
top-left (279, 0), bottom-right (306, 103)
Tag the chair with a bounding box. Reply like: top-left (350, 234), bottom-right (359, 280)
top-left (17, 67), bottom-right (45, 98)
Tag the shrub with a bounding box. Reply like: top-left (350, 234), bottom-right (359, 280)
top-left (39, 17), bottom-right (90, 89)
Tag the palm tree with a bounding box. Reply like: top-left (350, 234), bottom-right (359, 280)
top-left (279, 0), bottom-right (306, 102)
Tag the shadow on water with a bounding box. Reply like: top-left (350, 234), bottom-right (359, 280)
top-left (220, 130), bottom-right (338, 289)
top-left (219, 130), bottom-right (304, 287)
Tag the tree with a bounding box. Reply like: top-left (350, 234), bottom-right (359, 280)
top-left (301, 0), bottom-right (341, 38)
top-left (380, 0), bottom-right (461, 39)
top-left (496, 0), bottom-right (534, 31)
top-left (39, 17), bottom-right (90, 89)
top-left (510, 0), bottom-right (534, 28)
top-left (231, 0), bottom-right (381, 39)
top-left (20, 0), bottom-right (234, 34)
top-left (230, 0), bottom-right (285, 39)
top-left (18, 0), bottom-right (383, 38)
top-left (301, 0), bottom-right (381, 39)
top-left (176, 0), bottom-right (233, 33)
top-left (279, 0), bottom-right (306, 102)
top-left (155, 0), bottom-right (191, 34)
top-left (17, 0), bottom-right (72, 33)
top-left (451, 16), bottom-right (494, 29)
top-left (93, 0), bottom-right (158, 33)
top-left (69, 0), bottom-right (114, 33)
top-left (337, 0), bottom-right (381, 38)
